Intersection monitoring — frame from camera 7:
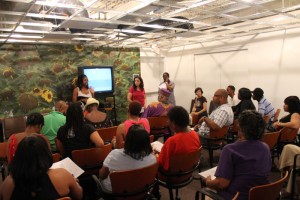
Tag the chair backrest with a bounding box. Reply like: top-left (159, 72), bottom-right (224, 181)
top-left (0, 142), bottom-right (7, 160)
top-left (109, 162), bottom-right (159, 200)
top-left (55, 137), bottom-right (65, 157)
top-left (249, 171), bottom-right (288, 200)
top-left (262, 131), bottom-right (280, 150)
top-left (149, 135), bottom-right (154, 143)
top-left (96, 126), bottom-right (117, 143)
top-left (52, 153), bottom-right (61, 163)
top-left (279, 127), bottom-right (298, 143)
top-left (210, 126), bottom-right (230, 139)
top-left (71, 143), bottom-right (112, 175)
top-left (273, 109), bottom-right (281, 122)
top-left (263, 115), bottom-right (270, 123)
top-left (2, 116), bottom-right (26, 141)
top-left (162, 147), bottom-right (202, 184)
top-left (147, 116), bottom-right (169, 135)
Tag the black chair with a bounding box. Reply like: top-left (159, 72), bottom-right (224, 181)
top-left (157, 147), bottom-right (202, 200)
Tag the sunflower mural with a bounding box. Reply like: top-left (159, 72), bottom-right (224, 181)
top-left (0, 44), bottom-right (140, 122)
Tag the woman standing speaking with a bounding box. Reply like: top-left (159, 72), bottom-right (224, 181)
top-left (127, 76), bottom-right (146, 110)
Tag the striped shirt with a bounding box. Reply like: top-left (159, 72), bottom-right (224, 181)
top-left (199, 104), bottom-right (234, 136)
top-left (258, 97), bottom-right (275, 121)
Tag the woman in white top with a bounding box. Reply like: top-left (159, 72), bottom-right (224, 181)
top-left (99, 125), bottom-right (156, 192)
top-left (72, 74), bottom-right (94, 104)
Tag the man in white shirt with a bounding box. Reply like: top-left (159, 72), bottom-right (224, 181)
top-left (226, 85), bottom-right (240, 106)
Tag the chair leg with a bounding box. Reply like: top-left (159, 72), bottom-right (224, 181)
top-left (175, 188), bottom-right (180, 200)
top-left (195, 191), bottom-right (199, 200)
top-left (208, 149), bottom-right (214, 167)
top-left (168, 188), bottom-right (174, 200)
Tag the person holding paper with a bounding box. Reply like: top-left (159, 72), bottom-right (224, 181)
top-left (158, 106), bottom-right (201, 171)
top-left (99, 125), bottom-right (156, 192)
top-left (1, 135), bottom-right (83, 200)
top-left (204, 110), bottom-right (271, 200)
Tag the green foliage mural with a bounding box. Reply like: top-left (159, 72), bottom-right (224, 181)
top-left (0, 44), bottom-right (140, 122)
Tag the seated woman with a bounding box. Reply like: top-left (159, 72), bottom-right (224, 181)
top-left (190, 87), bottom-right (208, 124)
top-left (7, 112), bottom-right (49, 163)
top-left (99, 125), bottom-right (156, 192)
top-left (115, 101), bottom-right (150, 149)
top-left (232, 88), bottom-right (255, 119)
top-left (205, 110), bottom-right (272, 200)
top-left (273, 96), bottom-right (300, 130)
top-left (1, 135), bottom-right (82, 200)
top-left (158, 106), bottom-right (201, 171)
top-left (278, 144), bottom-right (300, 171)
top-left (84, 97), bottom-right (113, 129)
top-left (57, 102), bottom-right (104, 158)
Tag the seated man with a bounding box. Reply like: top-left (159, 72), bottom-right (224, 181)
top-left (41, 101), bottom-right (68, 152)
top-left (195, 89), bottom-right (234, 136)
top-left (252, 87), bottom-right (275, 129)
top-left (142, 88), bottom-right (173, 118)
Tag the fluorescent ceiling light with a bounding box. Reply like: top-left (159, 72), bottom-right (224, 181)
top-left (72, 37), bottom-right (94, 41)
top-left (119, 29), bottom-right (146, 34)
top-left (0, 34), bottom-right (43, 39)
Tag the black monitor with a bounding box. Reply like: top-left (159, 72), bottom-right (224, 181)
top-left (78, 66), bottom-right (114, 94)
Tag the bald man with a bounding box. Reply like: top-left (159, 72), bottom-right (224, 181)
top-left (41, 101), bottom-right (68, 151)
top-left (195, 89), bottom-right (234, 136)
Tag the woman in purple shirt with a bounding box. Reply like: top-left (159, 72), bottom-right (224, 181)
top-left (205, 110), bottom-right (272, 200)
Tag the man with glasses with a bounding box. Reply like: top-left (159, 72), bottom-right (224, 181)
top-left (195, 89), bottom-right (234, 136)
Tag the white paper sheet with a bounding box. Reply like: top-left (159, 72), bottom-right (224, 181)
top-left (50, 157), bottom-right (84, 178)
top-left (199, 166), bottom-right (217, 180)
top-left (151, 141), bottom-right (164, 153)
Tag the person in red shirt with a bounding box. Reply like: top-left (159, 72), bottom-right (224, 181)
top-left (127, 76), bottom-right (146, 110)
top-left (158, 106), bottom-right (201, 171)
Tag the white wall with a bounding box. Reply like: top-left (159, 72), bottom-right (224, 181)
top-left (160, 28), bottom-right (300, 118)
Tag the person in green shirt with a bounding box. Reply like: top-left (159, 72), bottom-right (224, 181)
top-left (41, 101), bottom-right (68, 152)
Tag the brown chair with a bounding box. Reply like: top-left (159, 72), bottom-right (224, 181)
top-left (149, 134), bottom-right (154, 143)
top-left (262, 131), bottom-right (280, 165)
top-left (200, 126), bottom-right (230, 167)
top-left (147, 116), bottom-right (170, 142)
top-left (249, 171), bottom-right (288, 200)
top-left (278, 127), bottom-right (298, 153)
top-left (0, 142), bottom-right (7, 180)
top-left (197, 172), bottom-right (288, 200)
top-left (96, 126), bottom-right (117, 144)
top-left (71, 143), bottom-right (112, 176)
top-left (92, 162), bottom-right (159, 200)
top-left (52, 153), bottom-right (61, 163)
top-left (158, 147), bottom-right (202, 200)
top-left (55, 137), bottom-right (65, 158)
top-left (2, 116), bottom-right (26, 141)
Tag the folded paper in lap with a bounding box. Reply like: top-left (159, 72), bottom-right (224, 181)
top-left (50, 157), bottom-right (84, 178)
top-left (199, 166), bottom-right (217, 180)
top-left (151, 141), bottom-right (164, 153)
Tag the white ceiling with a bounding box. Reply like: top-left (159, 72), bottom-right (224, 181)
top-left (1, 0), bottom-right (300, 49)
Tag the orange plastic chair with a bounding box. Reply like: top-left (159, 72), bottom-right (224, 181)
top-left (262, 131), bottom-right (280, 164)
top-left (96, 126), bottom-right (117, 144)
top-left (249, 171), bottom-right (288, 200)
top-left (92, 162), bottom-right (159, 200)
top-left (147, 116), bottom-right (170, 141)
top-left (200, 126), bottom-right (230, 167)
top-left (158, 147), bottom-right (202, 200)
top-left (71, 143), bottom-right (112, 175)
top-left (52, 153), bottom-right (61, 163)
